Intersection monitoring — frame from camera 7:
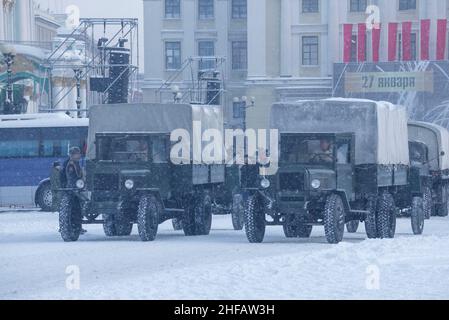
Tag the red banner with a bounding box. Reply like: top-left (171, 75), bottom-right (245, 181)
top-left (421, 19), bottom-right (430, 60)
top-left (372, 25), bottom-right (381, 62)
top-left (437, 19), bottom-right (447, 60)
top-left (388, 23), bottom-right (398, 61)
top-left (402, 22), bottom-right (412, 61)
top-left (343, 24), bottom-right (353, 63)
top-left (358, 23), bottom-right (366, 62)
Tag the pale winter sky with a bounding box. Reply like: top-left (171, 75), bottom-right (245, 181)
top-left (36, 0), bottom-right (144, 68)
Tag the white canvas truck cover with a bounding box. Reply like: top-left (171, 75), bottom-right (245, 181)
top-left (87, 103), bottom-right (224, 160)
top-left (270, 98), bottom-right (409, 166)
top-left (408, 121), bottom-right (449, 171)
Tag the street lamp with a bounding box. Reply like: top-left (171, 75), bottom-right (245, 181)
top-left (1, 44), bottom-right (17, 114)
top-left (234, 95), bottom-right (256, 132)
top-left (73, 68), bottom-right (83, 118)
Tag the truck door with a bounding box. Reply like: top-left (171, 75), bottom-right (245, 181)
top-left (336, 137), bottom-right (354, 201)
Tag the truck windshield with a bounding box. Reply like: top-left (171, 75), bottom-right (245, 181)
top-left (281, 136), bottom-right (335, 165)
top-left (97, 135), bottom-right (169, 163)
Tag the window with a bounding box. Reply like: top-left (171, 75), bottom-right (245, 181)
top-left (233, 101), bottom-right (244, 119)
top-left (165, 0), bottom-right (180, 18)
top-left (349, 0), bottom-right (367, 12)
top-left (399, 0), bottom-right (416, 10)
top-left (198, 41), bottom-right (215, 70)
top-left (302, 0), bottom-right (319, 13)
top-left (199, 0), bottom-right (214, 19)
top-left (232, 0), bottom-right (247, 19)
top-left (302, 36), bottom-right (319, 65)
top-left (232, 41), bottom-right (247, 70)
top-left (165, 41), bottom-right (181, 70)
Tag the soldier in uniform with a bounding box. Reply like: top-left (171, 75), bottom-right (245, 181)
top-left (63, 147), bottom-right (84, 188)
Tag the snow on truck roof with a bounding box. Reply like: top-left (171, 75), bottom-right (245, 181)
top-left (408, 121), bottom-right (449, 171)
top-left (0, 113), bottom-right (89, 129)
top-left (272, 99), bottom-right (410, 166)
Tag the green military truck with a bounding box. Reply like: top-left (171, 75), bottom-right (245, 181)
top-left (58, 103), bottom-right (239, 242)
top-left (242, 99), bottom-right (411, 244)
top-left (408, 121), bottom-right (449, 218)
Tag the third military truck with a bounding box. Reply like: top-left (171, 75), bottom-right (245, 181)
top-left (242, 98), bottom-right (420, 244)
top-left (408, 121), bottom-right (449, 218)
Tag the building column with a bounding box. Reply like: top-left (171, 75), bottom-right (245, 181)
top-left (247, 0), bottom-right (267, 79)
top-left (280, 0), bottom-right (292, 77)
top-left (327, 0), bottom-right (339, 73)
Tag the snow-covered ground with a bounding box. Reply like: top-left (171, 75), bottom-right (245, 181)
top-left (1, 211), bottom-right (449, 300)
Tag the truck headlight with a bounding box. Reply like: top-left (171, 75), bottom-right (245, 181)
top-left (76, 179), bottom-right (85, 189)
top-left (125, 179), bottom-right (134, 190)
top-left (311, 179), bottom-right (321, 189)
top-left (261, 178), bottom-right (271, 189)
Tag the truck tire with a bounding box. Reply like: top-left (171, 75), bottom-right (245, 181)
top-left (183, 193), bottom-right (213, 236)
top-left (103, 203), bottom-right (134, 237)
top-left (376, 192), bottom-right (396, 239)
top-left (411, 197), bottom-right (425, 235)
top-left (346, 220), bottom-right (360, 233)
top-left (231, 194), bottom-right (245, 231)
top-left (324, 194), bottom-right (345, 244)
top-left (365, 196), bottom-right (378, 239)
top-left (283, 215), bottom-right (313, 238)
top-left (172, 218), bottom-right (183, 231)
top-left (244, 194), bottom-right (266, 243)
top-left (437, 185), bottom-right (449, 217)
top-left (59, 193), bottom-right (82, 242)
top-left (137, 195), bottom-right (160, 242)
top-left (103, 215), bottom-right (117, 237)
top-left (423, 186), bottom-right (433, 220)
top-left (36, 182), bottom-right (53, 212)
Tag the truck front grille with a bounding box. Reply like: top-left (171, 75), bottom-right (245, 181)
top-left (93, 174), bottom-right (119, 191)
top-left (279, 172), bottom-right (305, 192)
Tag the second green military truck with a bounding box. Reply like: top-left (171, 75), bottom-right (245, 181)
top-left (242, 99), bottom-right (416, 244)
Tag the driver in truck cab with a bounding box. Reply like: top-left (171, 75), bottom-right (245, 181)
top-left (310, 139), bottom-right (334, 164)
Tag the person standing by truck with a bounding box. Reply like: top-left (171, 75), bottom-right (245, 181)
top-left (62, 147), bottom-right (84, 188)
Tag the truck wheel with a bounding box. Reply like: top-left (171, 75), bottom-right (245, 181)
top-left (183, 193), bottom-right (212, 236)
top-left (244, 194), bottom-right (266, 243)
top-left (423, 186), bottom-right (433, 220)
top-left (36, 182), bottom-right (53, 212)
top-left (172, 218), bottom-right (183, 231)
top-left (283, 215), bottom-right (298, 238)
top-left (346, 220), bottom-right (360, 233)
top-left (438, 185), bottom-right (449, 217)
top-left (376, 192), bottom-right (396, 239)
top-left (137, 195), bottom-right (160, 242)
top-left (231, 194), bottom-right (245, 231)
top-left (103, 215), bottom-right (117, 237)
top-left (283, 215), bottom-right (313, 238)
top-left (297, 224), bottom-right (313, 238)
top-left (411, 197), bottom-right (425, 235)
top-left (103, 203), bottom-right (133, 237)
top-left (115, 202), bottom-right (133, 236)
top-left (365, 196), bottom-right (378, 239)
top-left (59, 193), bottom-right (82, 242)
top-left (324, 194), bottom-right (345, 244)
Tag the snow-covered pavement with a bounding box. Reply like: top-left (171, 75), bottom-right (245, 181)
top-left (1, 211), bottom-right (449, 300)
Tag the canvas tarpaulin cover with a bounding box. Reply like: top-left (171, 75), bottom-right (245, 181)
top-left (270, 98), bottom-right (410, 166)
top-left (408, 121), bottom-right (449, 171)
top-left (87, 103), bottom-right (224, 160)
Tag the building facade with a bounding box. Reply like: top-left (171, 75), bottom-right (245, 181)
top-left (142, 0), bottom-right (449, 129)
